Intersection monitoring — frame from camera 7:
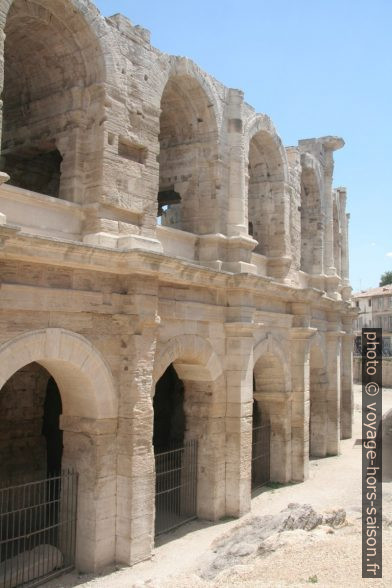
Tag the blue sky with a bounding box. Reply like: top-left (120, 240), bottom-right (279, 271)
top-left (95, 0), bottom-right (392, 292)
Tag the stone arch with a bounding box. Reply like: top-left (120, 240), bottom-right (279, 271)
top-left (152, 334), bottom-right (225, 522)
top-left (253, 334), bottom-right (291, 483)
top-left (0, 328), bottom-right (117, 418)
top-left (253, 334), bottom-right (290, 393)
top-left (157, 59), bottom-right (221, 234)
top-left (300, 153), bottom-right (324, 274)
top-left (0, 0), bottom-right (112, 204)
top-left (153, 334), bottom-right (223, 387)
top-left (158, 57), bottom-right (223, 130)
top-left (309, 336), bottom-right (329, 457)
top-left (244, 114), bottom-right (289, 257)
top-left (244, 114), bottom-right (289, 182)
top-left (0, 328), bottom-right (117, 572)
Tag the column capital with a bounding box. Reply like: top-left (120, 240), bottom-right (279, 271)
top-left (289, 326), bottom-right (317, 340)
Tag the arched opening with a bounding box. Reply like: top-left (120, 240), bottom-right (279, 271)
top-left (251, 394), bottom-right (271, 490)
top-left (300, 167), bottom-right (323, 274)
top-left (309, 345), bottom-right (328, 457)
top-left (152, 337), bottom-right (225, 537)
top-left (0, 363), bottom-right (56, 484)
top-left (153, 364), bottom-right (185, 451)
top-left (0, 0), bottom-right (105, 203)
top-left (253, 350), bottom-right (291, 484)
top-left (0, 364), bottom-right (71, 584)
top-left (153, 365), bottom-right (192, 536)
top-left (42, 377), bottom-right (63, 477)
top-left (247, 131), bottom-right (285, 256)
top-left (158, 74), bottom-right (218, 234)
top-left (0, 329), bottom-right (118, 577)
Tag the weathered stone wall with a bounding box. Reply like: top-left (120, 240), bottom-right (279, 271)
top-left (0, 0), bottom-right (355, 577)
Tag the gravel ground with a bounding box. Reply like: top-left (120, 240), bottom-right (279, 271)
top-left (47, 385), bottom-right (392, 588)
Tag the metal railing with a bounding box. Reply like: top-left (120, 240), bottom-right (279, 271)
top-left (252, 423), bottom-right (271, 490)
top-left (154, 439), bottom-right (198, 536)
top-left (0, 470), bottom-right (78, 588)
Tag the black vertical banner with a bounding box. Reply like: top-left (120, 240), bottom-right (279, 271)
top-left (362, 328), bottom-right (382, 578)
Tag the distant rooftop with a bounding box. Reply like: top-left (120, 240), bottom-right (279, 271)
top-left (353, 284), bottom-right (392, 298)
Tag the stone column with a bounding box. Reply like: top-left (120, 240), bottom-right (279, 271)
top-left (341, 331), bottom-right (354, 439)
top-left (60, 416), bottom-right (117, 573)
top-left (289, 324), bottom-right (316, 481)
top-left (115, 278), bottom-right (159, 565)
top-left (326, 330), bottom-right (342, 455)
top-left (226, 89), bottom-right (247, 238)
top-left (337, 188), bottom-right (346, 280)
top-left (254, 391), bottom-right (291, 483)
top-left (116, 327), bottom-right (157, 566)
top-left (224, 321), bottom-right (254, 517)
top-left (321, 138), bottom-right (344, 294)
top-left (180, 375), bottom-right (226, 521)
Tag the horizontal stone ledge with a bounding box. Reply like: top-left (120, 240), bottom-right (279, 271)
top-left (60, 416), bottom-right (118, 435)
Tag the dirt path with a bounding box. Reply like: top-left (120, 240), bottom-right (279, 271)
top-left (48, 385), bottom-right (392, 587)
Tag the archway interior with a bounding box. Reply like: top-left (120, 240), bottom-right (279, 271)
top-left (252, 352), bottom-right (286, 487)
top-left (248, 131), bottom-right (284, 256)
top-left (0, 362), bottom-right (62, 485)
top-left (309, 345), bottom-right (328, 457)
top-left (0, 363), bottom-right (64, 564)
top-left (158, 75), bottom-right (217, 234)
top-left (153, 364), bottom-right (185, 452)
top-left (42, 377), bottom-right (63, 477)
top-left (1, 0), bottom-right (104, 202)
top-left (301, 168), bottom-right (323, 274)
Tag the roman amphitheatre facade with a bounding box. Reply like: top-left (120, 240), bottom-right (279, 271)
top-left (0, 0), bottom-right (355, 580)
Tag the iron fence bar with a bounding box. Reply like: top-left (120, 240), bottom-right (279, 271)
top-left (154, 439), bottom-right (198, 536)
top-left (0, 470), bottom-right (78, 588)
top-left (251, 422), bottom-right (271, 491)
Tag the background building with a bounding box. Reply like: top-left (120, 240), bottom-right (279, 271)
top-left (353, 285), bottom-right (392, 355)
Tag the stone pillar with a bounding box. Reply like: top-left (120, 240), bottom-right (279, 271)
top-left (226, 89), bottom-right (247, 238)
top-left (224, 321), bottom-right (253, 517)
top-left (180, 376), bottom-right (226, 521)
top-left (326, 330), bottom-right (342, 455)
top-left (341, 332), bottom-right (354, 439)
top-left (321, 138), bottom-right (344, 293)
top-left (115, 278), bottom-right (159, 565)
top-left (57, 119), bottom-right (85, 204)
top-left (254, 392), bottom-right (291, 483)
top-left (289, 325), bottom-right (315, 481)
top-left (116, 328), bottom-right (157, 566)
top-left (60, 416), bottom-right (117, 573)
top-left (337, 188), bottom-right (346, 279)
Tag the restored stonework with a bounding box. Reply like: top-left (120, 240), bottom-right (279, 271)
top-left (0, 0), bottom-right (355, 574)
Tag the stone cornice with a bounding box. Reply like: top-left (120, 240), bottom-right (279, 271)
top-left (0, 226), bottom-right (356, 315)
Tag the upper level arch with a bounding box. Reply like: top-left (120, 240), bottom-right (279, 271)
top-left (243, 114), bottom-right (289, 257)
top-left (157, 58), bottom-right (221, 235)
top-left (0, 0), bottom-right (111, 204)
top-left (300, 152), bottom-right (324, 275)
